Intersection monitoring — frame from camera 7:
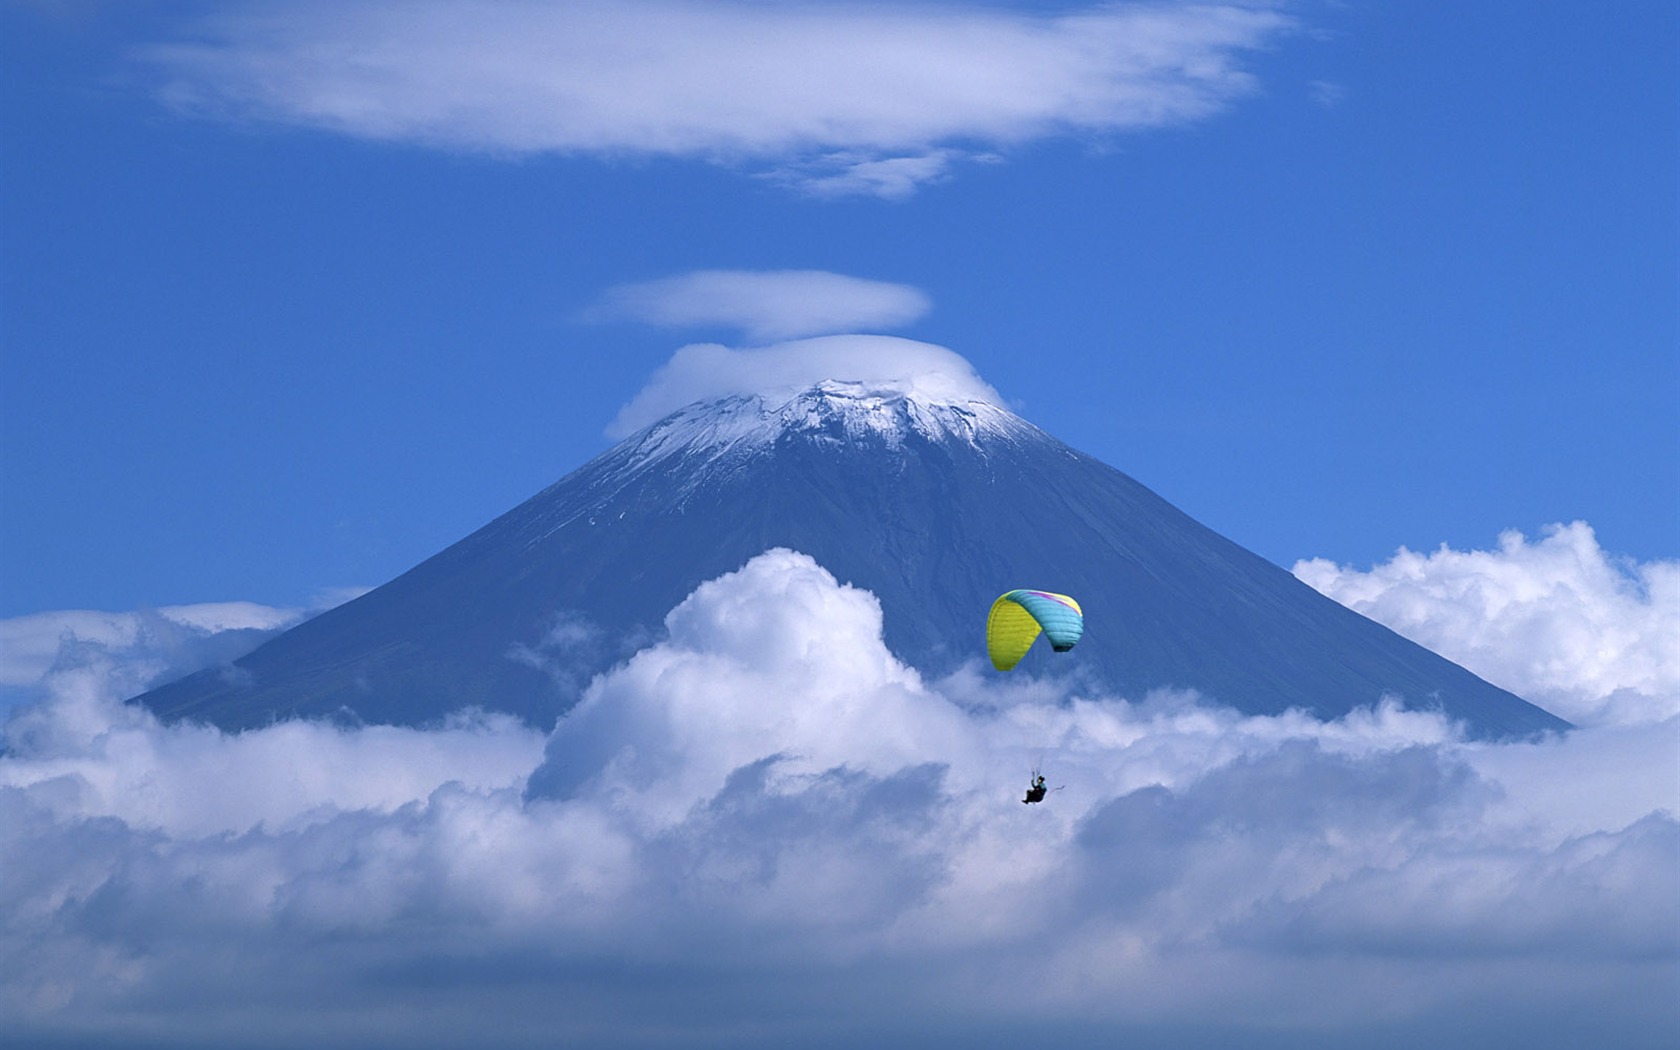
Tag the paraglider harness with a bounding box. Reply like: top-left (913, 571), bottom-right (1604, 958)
top-left (1022, 774), bottom-right (1049, 804)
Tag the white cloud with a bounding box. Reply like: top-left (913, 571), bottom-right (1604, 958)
top-left (773, 148), bottom-right (967, 201)
top-left (0, 601), bottom-right (330, 732)
top-left (592, 269), bottom-right (933, 342)
top-left (1307, 78), bottom-right (1345, 107)
top-left (0, 602), bottom-right (306, 690)
top-left (529, 550), bottom-right (979, 829)
top-left (138, 0), bottom-right (1295, 197)
top-left (3, 541), bottom-right (1675, 1048)
top-left (1294, 522), bottom-right (1680, 727)
top-left (606, 333), bottom-right (1002, 437)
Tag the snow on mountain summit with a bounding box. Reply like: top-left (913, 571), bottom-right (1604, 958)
top-left (610, 379), bottom-right (1036, 489)
top-left (607, 334), bottom-right (1004, 437)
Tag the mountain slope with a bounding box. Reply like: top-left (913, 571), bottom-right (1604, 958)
top-left (138, 383), bottom-right (1567, 738)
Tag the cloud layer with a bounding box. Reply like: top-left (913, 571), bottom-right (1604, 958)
top-left (592, 270), bottom-right (933, 342)
top-left (607, 333), bottom-right (1002, 437)
top-left (3, 532), bottom-right (1676, 1048)
top-left (0, 602), bottom-right (315, 723)
top-left (1296, 522), bottom-right (1680, 727)
top-left (139, 0), bottom-right (1295, 197)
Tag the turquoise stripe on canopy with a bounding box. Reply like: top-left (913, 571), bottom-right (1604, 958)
top-left (1005, 589), bottom-right (1084, 652)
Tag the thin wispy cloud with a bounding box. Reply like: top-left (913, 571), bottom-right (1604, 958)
top-left (776, 147), bottom-right (971, 201)
top-left (2, 533), bottom-right (1676, 1047)
top-left (138, 0), bottom-right (1296, 198)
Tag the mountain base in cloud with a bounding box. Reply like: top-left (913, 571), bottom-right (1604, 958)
top-left (3, 546), bottom-right (1676, 1049)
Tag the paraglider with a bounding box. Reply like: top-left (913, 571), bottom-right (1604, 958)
top-left (989, 590), bottom-right (1083, 807)
top-left (986, 589), bottom-right (1083, 671)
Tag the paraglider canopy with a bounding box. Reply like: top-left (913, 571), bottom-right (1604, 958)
top-left (986, 589), bottom-right (1083, 671)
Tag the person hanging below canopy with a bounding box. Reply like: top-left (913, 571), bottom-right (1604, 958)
top-left (1022, 773), bottom-right (1049, 804)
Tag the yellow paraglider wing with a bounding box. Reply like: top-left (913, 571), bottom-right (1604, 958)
top-left (987, 589), bottom-right (1084, 671)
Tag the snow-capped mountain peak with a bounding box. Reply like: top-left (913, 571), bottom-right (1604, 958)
top-left (139, 345), bottom-right (1568, 740)
top-left (606, 334), bottom-right (1003, 438)
top-left (613, 380), bottom-right (1034, 479)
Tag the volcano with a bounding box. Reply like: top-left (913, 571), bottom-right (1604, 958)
top-left (137, 375), bottom-right (1566, 738)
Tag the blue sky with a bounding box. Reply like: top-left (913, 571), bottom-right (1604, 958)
top-left (2, 0), bottom-right (1673, 619)
top-left (1, 5), bottom-right (1676, 1047)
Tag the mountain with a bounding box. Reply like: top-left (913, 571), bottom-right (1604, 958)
top-left (137, 380), bottom-right (1567, 738)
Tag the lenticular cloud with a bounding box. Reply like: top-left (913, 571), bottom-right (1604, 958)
top-left (592, 270), bottom-right (933, 343)
top-left (138, 0), bottom-right (1294, 197)
top-left (2, 541), bottom-right (1676, 1048)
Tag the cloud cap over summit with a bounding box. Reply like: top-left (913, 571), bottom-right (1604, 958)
top-left (609, 334), bottom-right (1002, 437)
